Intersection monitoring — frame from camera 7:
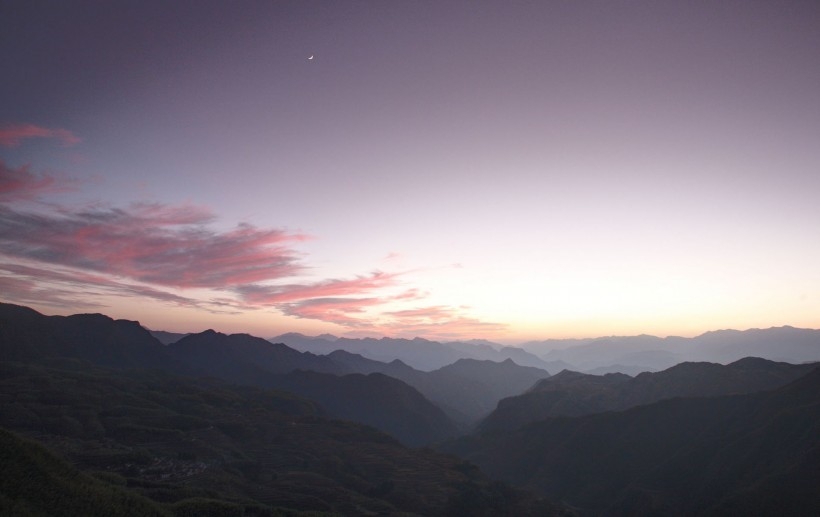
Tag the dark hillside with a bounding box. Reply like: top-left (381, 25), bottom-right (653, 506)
top-left (479, 358), bottom-right (815, 433)
top-left (442, 366), bottom-right (820, 515)
top-left (0, 361), bottom-right (569, 516)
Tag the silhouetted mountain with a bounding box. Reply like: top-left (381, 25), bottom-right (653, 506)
top-left (480, 358), bottom-right (816, 433)
top-left (442, 365), bottom-right (820, 515)
top-left (0, 303), bottom-right (177, 372)
top-left (0, 362), bottom-right (569, 516)
top-left (480, 370), bottom-right (631, 432)
top-left (0, 304), bottom-right (459, 446)
top-left (166, 329), bottom-right (344, 381)
top-left (267, 370), bottom-right (460, 446)
top-left (145, 330), bottom-right (461, 446)
top-left (532, 335), bottom-right (683, 373)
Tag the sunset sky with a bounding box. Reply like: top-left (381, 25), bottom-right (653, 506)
top-left (2, 1), bottom-right (819, 343)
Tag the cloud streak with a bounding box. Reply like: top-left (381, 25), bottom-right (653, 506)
top-left (237, 271), bottom-right (398, 304)
top-left (0, 203), bottom-right (305, 289)
top-left (0, 262), bottom-right (239, 312)
top-left (0, 161), bottom-right (70, 201)
top-left (0, 123), bottom-right (81, 147)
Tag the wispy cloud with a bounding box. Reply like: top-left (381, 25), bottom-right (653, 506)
top-left (0, 203), bottom-right (305, 289)
top-left (0, 123), bottom-right (81, 147)
top-left (0, 160), bottom-right (70, 201)
top-left (237, 271), bottom-right (399, 304)
top-left (281, 297), bottom-right (384, 327)
top-left (0, 262), bottom-right (237, 312)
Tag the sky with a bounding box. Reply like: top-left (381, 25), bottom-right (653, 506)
top-left (1, 0), bottom-right (819, 343)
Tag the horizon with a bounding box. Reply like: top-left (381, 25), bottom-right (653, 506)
top-left (2, 1), bottom-right (819, 343)
top-left (6, 300), bottom-right (818, 349)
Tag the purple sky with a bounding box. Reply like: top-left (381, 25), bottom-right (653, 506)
top-left (2, 1), bottom-right (819, 342)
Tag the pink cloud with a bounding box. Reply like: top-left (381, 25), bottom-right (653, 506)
top-left (390, 288), bottom-right (428, 301)
top-left (0, 123), bottom-right (81, 147)
top-left (0, 262), bottom-right (252, 314)
top-left (282, 297), bottom-right (384, 327)
top-left (385, 305), bottom-right (457, 321)
top-left (237, 271), bottom-right (398, 304)
top-left (0, 203), bottom-right (305, 289)
top-left (0, 160), bottom-right (69, 201)
top-left (0, 274), bottom-right (107, 310)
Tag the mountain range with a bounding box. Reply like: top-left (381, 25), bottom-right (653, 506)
top-left (3, 301), bottom-right (820, 515)
top-left (479, 357), bottom-right (816, 433)
top-left (0, 303), bottom-right (570, 515)
top-left (269, 332), bottom-right (553, 371)
top-left (521, 327), bottom-right (820, 372)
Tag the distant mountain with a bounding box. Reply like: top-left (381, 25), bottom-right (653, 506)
top-left (583, 364), bottom-right (651, 376)
top-left (533, 336), bottom-right (683, 372)
top-left (271, 334), bottom-right (466, 370)
top-left (521, 327), bottom-right (820, 372)
top-left (689, 326), bottom-right (820, 363)
top-left (272, 333), bottom-right (554, 370)
top-left (479, 358), bottom-right (816, 433)
top-left (324, 350), bottom-right (550, 426)
top-left (442, 365), bottom-right (820, 515)
top-left (425, 359), bottom-right (550, 423)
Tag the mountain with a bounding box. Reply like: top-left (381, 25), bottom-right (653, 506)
top-left (480, 370), bottom-right (631, 432)
top-left (424, 358), bottom-right (550, 423)
top-left (443, 341), bottom-right (551, 369)
top-left (271, 334), bottom-right (466, 371)
top-left (0, 304), bottom-right (458, 446)
top-left (266, 370), bottom-right (460, 446)
top-left (166, 331), bottom-right (461, 445)
top-left (442, 365), bottom-right (820, 515)
top-left (479, 358), bottom-right (816, 433)
top-left (689, 326), bottom-right (820, 363)
top-left (521, 327), bottom-right (820, 373)
top-left (0, 361), bottom-right (569, 516)
top-left (0, 303), bottom-right (177, 372)
top-left (533, 335), bottom-right (684, 373)
top-left (166, 329), bottom-right (344, 381)
top-left (325, 350), bottom-right (550, 426)
top-left (147, 329), bottom-right (189, 345)
top-left (272, 333), bottom-right (553, 371)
